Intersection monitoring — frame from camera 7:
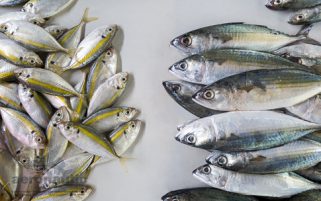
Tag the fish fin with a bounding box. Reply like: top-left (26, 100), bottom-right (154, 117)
top-left (249, 155), bottom-right (267, 162)
top-left (229, 133), bottom-right (240, 140)
top-left (215, 36), bottom-right (232, 43)
top-left (48, 64), bottom-right (64, 75)
top-left (212, 58), bottom-right (227, 65)
top-left (66, 48), bottom-right (76, 59)
top-left (239, 85), bottom-right (255, 92)
top-left (296, 24), bottom-right (313, 37)
top-left (81, 8), bottom-right (98, 23)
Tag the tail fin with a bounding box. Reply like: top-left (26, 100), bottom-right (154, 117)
top-left (81, 8), bottom-right (98, 24)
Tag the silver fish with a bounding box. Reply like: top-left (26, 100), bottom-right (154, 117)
top-left (18, 84), bottom-right (53, 128)
top-left (207, 139), bottom-right (321, 173)
top-left (170, 49), bottom-right (309, 85)
top-left (266, 0), bottom-right (321, 10)
top-left (0, 107), bottom-right (46, 149)
top-left (175, 111), bottom-right (320, 151)
top-left (193, 164), bottom-right (321, 198)
top-left (86, 48), bottom-right (118, 99)
top-left (22, 0), bottom-right (77, 19)
top-left (83, 107), bottom-right (138, 133)
top-left (45, 24), bottom-right (67, 39)
top-left (31, 185), bottom-right (92, 201)
top-left (0, 39), bottom-right (42, 67)
top-left (15, 68), bottom-right (79, 97)
top-left (0, 20), bottom-right (69, 52)
top-left (87, 72), bottom-right (128, 116)
top-left (193, 69), bottom-right (321, 111)
top-left (45, 107), bottom-right (70, 169)
top-left (57, 122), bottom-right (118, 158)
top-left (0, 11), bottom-right (44, 26)
top-left (286, 95), bottom-right (321, 124)
top-left (0, 0), bottom-right (27, 6)
top-left (163, 80), bottom-right (220, 118)
top-left (45, 8), bottom-right (97, 74)
top-left (0, 83), bottom-right (24, 111)
top-left (170, 22), bottom-right (312, 55)
top-left (2, 123), bottom-right (45, 171)
top-left (66, 24), bottom-right (118, 70)
top-left (40, 153), bottom-right (94, 189)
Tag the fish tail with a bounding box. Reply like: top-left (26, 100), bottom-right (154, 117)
top-left (49, 64), bottom-right (64, 75)
top-left (81, 8), bottom-right (98, 24)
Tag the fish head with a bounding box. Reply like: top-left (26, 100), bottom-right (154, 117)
top-left (0, 22), bottom-right (12, 35)
top-left (29, 130), bottom-right (46, 149)
top-left (265, 0), bottom-right (291, 10)
top-left (193, 84), bottom-right (229, 111)
top-left (14, 68), bottom-right (31, 82)
top-left (175, 119), bottom-right (215, 149)
top-left (18, 84), bottom-right (34, 101)
top-left (206, 151), bottom-right (246, 169)
top-left (288, 9), bottom-right (315, 25)
top-left (169, 55), bottom-right (206, 83)
top-left (57, 122), bottom-right (78, 137)
top-left (117, 107), bottom-right (139, 122)
top-left (72, 186), bottom-right (93, 200)
top-left (21, 1), bottom-right (36, 13)
top-left (22, 52), bottom-right (43, 67)
top-left (15, 148), bottom-right (45, 171)
top-left (46, 26), bottom-right (67, 38)
top-left (125, 120), bottom-right (142, 137)
top-left (102, 47), bottom-right (118, 67)
top-left (29, 15), bottom-right (46, 26)
top-left (163, 80), bottom-right (199, 101)
top-left (100, 24), bottom-right (118, 41)
top-left (170, 31), bottom-right (208, 55)
top-left (51, 107), bottom-right (71, 126)
top-left (110, 72), bottom-right (129, 90)
top-left (193, 164), bottom-right (228, 188)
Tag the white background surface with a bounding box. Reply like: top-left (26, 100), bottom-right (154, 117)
top-left (1, 0), bottom-right (321, 201)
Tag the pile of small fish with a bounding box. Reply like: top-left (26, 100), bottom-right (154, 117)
top-left (163, 22), bottom-right (321, 200)
top-left (266, 0), bottom-right (321, 25)
top-left (0, 1), bottom-right (142, 201)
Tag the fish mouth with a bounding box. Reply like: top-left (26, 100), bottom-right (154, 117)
top-left (205, 155), bottom-right (213, 164)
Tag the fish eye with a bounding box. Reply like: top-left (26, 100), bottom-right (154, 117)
top-left (106, 50), bottom-right (112, 56)
top-left (66, 126), bottom-right (70, 130)
top-left (53, 123), bottom-right (57, 127)
top-left (28, 3), bottom-right (33, 7)
top-left (186, 134), bottom-right (196, 144)
top-left (50, 61), bottom-right (55, 64)
top-left (203, 90), bottom-right (215, 100)
top-left (297, 15), bottom-right (303, 20)
top-left (172, 84), bottom-right (181, 93)
top-left (57, 113), bottom-right (61, 117)
top-left (178, 62), bottom-right (187, 70)
top-left (30, 59), bottom-right (35, 63)
top-left (22, 158), bottom-right (28, 163)
top-left (202, 165), bottom-right (211, 174)
top-left (29, 93), bottom-right (34, 98)
top-left (131, 123), bottom-right (136, 128)
top-left (19, 57), bottom-right (23, 61)
top-left (16, 150), bottom-right (21, 155)
top-left (217, 155), bottom-right (228, 166)
top-left (101, 34), bottom-right (106, 39)
top-left (36, 137), bottom-right (42, 142)
top-left (56, 29), bottom-right (60, 33)
top-left (180, 35), bottom-right (192, 47)
top-left (26, 74), bottom-right (30, 78)
top-left (108, 28), bottom-right (113, 32)
top-left (121, 77), bottom-right (127, 82)
top-left (81, 190), bottom-right (85, 194)
top-left (274, 0), bottom-right (281, 4)
top-left (126, 110), bottom-right (130, 115)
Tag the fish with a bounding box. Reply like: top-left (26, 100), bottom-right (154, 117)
top-left (288, 190), bottom-right (321, 201)
top-left (0, 107), bottom-right (46, 149)
top-left (0, 20), bottom-right (70, 53)
top-left (90, 120), bottom-right (142, 166)
top-left (289, 5), bottom-right (321, 25)
top-left (0, 147), bottom-right (20, 198)
top-left (70, 72), bottom-right (87, 121)
top-left (305, 130), bottom-right (321, 142)
top-left (22, 0), bottom-right (77, 19)
top-left (46, 8), bottom-right (97, 74)
top-left (86, 47), bottom-right (118, 99)
top-left (45, 107), bottom-right (71, 169)
top-left (161, 188), bottom-right (259, 201)
top-left (193, 164), bottom-right (321, 198)
top-left (0, 11), bottom-right (44, 26)
top-left (18, 84), bottom-right (53, 128)
top-left (175, 111), bottom-right (321, 151)
top-left (40, 153), bottom-right (94, 189)
top-left (43, 94), bottom-right (71, 109)
top-left (45, 24), bottom-right (67, 39)
top-left (170, 22), bottom-right (313, 55)
top-left (0, 59), bottom-right (20, 81)
top-left (15, 68), bottom-right (79, 97)
top-left (57, 122), bottom-right (119, 158)
top-left (0, 0), bottom-right (27, 6)
top-left (0, 83), bottom-right (24, 111)
top-left (83, 107), bottom-right (138, 133)
top-left (193, 69), bottom-right (321, 111)
top-left (87, 72), bottom-right (128, 116)
top-left (296, 164), bottom-right (321, 183)
top-left (206, 139), bottom-right (321, 174)
top-left (266, 0), bottom-right (321, 10)
top-left (286, 95), bottom-right (321, 124)
top-left (0, 185), bottom-right (10, 201)
top-left (0, 39), bottom-right (42, 67)
top-left (66, 24), bottom-right (118, 71)
top-left (169, 49), bottom-right (309, 85)
top-left (2, 123), bottom-right (45, 171)
top-left (163, 80), bottom-right (220, 118)
top-left (31, 185), bottom-right (92, 201)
